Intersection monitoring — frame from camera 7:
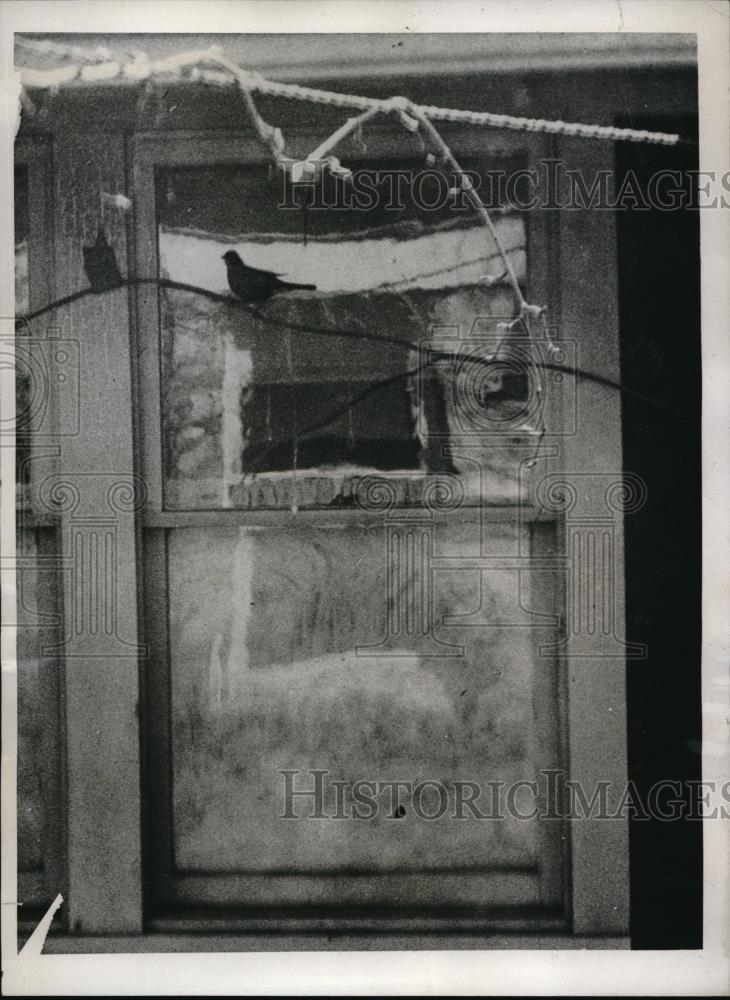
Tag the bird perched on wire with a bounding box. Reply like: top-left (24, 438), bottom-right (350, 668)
top-left (223, 249), bottom-right (317, 304)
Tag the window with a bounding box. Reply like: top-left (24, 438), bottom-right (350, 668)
top-left (135, 131), bottom-right (570, 930)
top-left (14, 145), bottom-right (64, 927)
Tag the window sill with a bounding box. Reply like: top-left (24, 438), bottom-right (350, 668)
top-left (161, 444), bottom-right (540, 514)
top-left (37, 929), bottom-right (629, 953)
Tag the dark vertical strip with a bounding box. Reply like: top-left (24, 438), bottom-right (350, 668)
top-left (615, 113), bottom-right (702, 949)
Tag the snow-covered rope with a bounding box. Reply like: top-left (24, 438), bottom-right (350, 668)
top-left (16, 40), bottom-right (684, 146)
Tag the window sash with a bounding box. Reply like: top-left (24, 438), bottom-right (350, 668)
top-left (132, 129), bottom-right (545, 520)
top-left (142, 518), bottom-right (569, 921)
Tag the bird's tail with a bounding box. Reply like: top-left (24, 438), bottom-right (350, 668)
top-left (281, 280), bottom-right (317, 292)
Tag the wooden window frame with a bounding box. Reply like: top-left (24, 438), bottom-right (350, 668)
top-left (135, 130), bottom-right (569, 932)
top-left (129, 129), bottom-right (629, 941)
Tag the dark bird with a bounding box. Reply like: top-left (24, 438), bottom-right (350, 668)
top-left (222, 249), bottom-right (316, 304)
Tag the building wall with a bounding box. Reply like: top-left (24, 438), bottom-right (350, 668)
top-left (14, 45), bottom-right (698, 942)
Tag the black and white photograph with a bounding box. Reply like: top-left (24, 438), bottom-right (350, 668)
top-left (1, 1), bottom-right (728, 994)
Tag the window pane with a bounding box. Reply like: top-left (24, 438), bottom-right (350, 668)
top-left (156, 160), bottom-right (527, 510)
top-left (16, 525), bottom-right (62, 907)
top-left (156, 520), bottom-right (561, 907)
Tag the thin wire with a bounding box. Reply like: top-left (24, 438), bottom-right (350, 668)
top-left (15, 276), bottom-right (695, 423)
top-left (370, 261), bottom-right (510, 293)
top-left (18, 287), bottom-right (93, 321)
top-left (163, 210), bottom-right (513, 246)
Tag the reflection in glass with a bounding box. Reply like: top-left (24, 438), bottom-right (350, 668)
top-left (156, 161), bottom-right (528, 510)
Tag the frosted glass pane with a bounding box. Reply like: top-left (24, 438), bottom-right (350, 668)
top-left (167, 522), bottom-right (551, 875)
